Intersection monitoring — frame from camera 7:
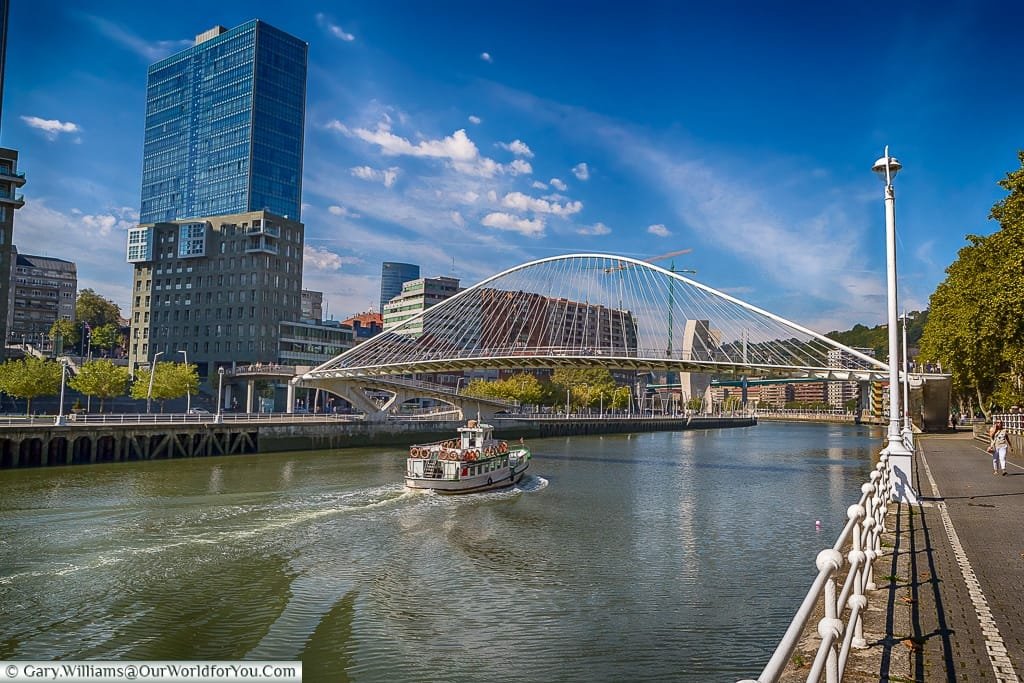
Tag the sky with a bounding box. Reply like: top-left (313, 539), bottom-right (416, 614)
top-left (3, 1), bottom-right (1022, 334)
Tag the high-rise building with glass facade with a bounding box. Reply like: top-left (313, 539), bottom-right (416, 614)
top-left (379, 262), bottom-right (420, 312)
top-left (140, 21), bottom-right (307, 224)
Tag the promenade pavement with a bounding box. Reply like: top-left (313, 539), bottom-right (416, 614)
top-left (882, 431), bottom-right (1023, 682)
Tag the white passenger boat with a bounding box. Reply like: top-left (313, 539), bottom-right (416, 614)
top-left (405, 420), bottom-right (532, 494)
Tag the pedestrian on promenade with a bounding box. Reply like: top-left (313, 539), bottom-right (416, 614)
top-left (988, 420), bottom-right (1013, 475)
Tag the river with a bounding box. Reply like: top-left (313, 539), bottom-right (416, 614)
top-left (0, 421), bottom-right (884, 681)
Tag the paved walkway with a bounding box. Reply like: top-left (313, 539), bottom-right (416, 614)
top-left (885, 431), bottom-right (1024, 682)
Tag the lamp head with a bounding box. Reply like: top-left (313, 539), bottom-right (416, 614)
top-left (872, 152), bottom-right (901, 184)
top-left (218, 367), bottom-right (225, 376)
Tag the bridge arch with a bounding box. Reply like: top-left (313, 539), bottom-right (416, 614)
top-left (303, 253), bottom-right (890, 386)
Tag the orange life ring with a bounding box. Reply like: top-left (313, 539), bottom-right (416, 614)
top-left (411, 447), bottom-right (420, 457)
top-left (500, 442), bottom-right (508, 453)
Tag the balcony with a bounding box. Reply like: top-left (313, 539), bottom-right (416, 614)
top-left (0, 168), bottom-right (26, 187)
top-left (0, 191), bottom-right (25, 208)
top-left (246, 223), bottom-right (281, 238)
top-left (245, 237), bottom-right (279, 254)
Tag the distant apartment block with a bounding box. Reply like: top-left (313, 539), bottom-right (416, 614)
top-left (342, 311), bottom-right (383, 340)
top-left (9, 252), bottom-right (76, 343)
top-left (301, 289), bottom-right (322, 321)
top-left (379, 262), bottom-right (419, 313)
top-left (126, 210), bottom-right (304, 378)
top-left (383, 276), bottom-right (461, 334)
top-left (827, 346), bottom-right (875, 408)
top-left (140, 20), bottom-right (307, 224)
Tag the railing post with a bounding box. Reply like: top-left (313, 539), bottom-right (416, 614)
top-left (847, 504), bottom-right (868, 649)
top-left (816, 549), bottom-right (844, 683)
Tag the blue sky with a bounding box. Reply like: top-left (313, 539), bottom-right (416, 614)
top-left (4, 1), bottom-right (1021, 332)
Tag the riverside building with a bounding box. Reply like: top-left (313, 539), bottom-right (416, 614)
top-left (127, 210), bottom-right (304, 379)
top-left (9, 253), bottom-right (77, 345)
top-left (128, 20), bottom-right (308, 379)
top-left (379, 262), bottom-right (420, 313)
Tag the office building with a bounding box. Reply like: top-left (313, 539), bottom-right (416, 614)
top-left (9, 252), bottom-right (76, 344)
top-left (126, 210), bottom-right (304, 378)
top-left (383, 276), bottom-right (461, 334)
top-left (300, 289), bottom-right (322, 321)
top-left (0, 0), bottom-right (24, 356)
top-left (140, 20), bottom-right (307, 224)
top-left (278, 319), bottom-right (354, 366)
top-left (379, 262), bottom-right (419, 312)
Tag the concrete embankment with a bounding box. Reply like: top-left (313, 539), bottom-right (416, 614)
top-left (259, 415), bottom-right (756, 451)
top-left (0, 416), bottom-right (756, 468)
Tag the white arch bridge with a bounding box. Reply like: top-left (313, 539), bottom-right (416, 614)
top-left (292, 254), bottom-right (940, 420)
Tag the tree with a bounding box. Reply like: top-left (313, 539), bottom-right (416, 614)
top-left (919, 151), bottom-right (1024, 417)
top-left (129, 361), bottom-right (198, 411)
top-left (550, 367), bottom-right (617, 409)
top-left (611, 386), bottom-right (631, 410)
top-left (89, 323), bottom-right (123, 357)
top-left (0, 357), bottom-right (62, 414)
top-left (76, 289), bottom-right (122, 328)
top-left (68, 359), bottom-right (130, 412)
top-left (49, 319), bottom-right (78, 354)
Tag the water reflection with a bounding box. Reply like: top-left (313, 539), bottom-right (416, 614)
top-left (0, 422), bottom-right (884, 681)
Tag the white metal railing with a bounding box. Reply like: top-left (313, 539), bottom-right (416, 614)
top-left (992, 413), bottom-right (1023, 434)
top-left (0, 413), bottom-right (363, 427)
top-left (739, 454), bottom-right (892, 683)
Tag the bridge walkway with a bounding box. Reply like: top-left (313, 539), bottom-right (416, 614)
top-left (884, 431), bottom-right (1023, 682)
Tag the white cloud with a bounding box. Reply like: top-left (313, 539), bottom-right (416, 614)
top-left (468, 115), bottom-right (482, 125)
top-left (499, 139), bottom-right (534, 158)
top-left (531, 180), bottom-right (548, 190)
top-left (81, 15), bottom-right (191, 61)
top-left (647, 223), bottom-right (671, 237)
top-left (501, 191), bottom-right (582, 217)
top-left (572, 162), bottom-right (590, 180)
top-left (577, 222), bottom-right (611, 236)
top-left (550, 178), bottom-right (567, 191)
top-left (15, 201), bottom-right (138, 313)
top-left (21, 116), bottom-right (81, 141)
top-left (480, 52), bottom-right (493, 63)
top-left (508, 159), bottom-right (533, 176)
top-left (481, 212), bottom-right (545, 237)
top-left (339, 122), bottom-right (526, 178)
top-left (315, 13), bottom-right (355, 41)
top-left (303, 244), bottom-right (349, 270)
top-left (351, 165), bottom-right (400, 188)
top-left (328, 205), bottom-right (361, 218)
top-left (451, 211), bottom-right (466, 227)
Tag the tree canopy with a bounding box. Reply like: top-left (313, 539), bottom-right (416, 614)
top-left (69, 359), bottom-right (130, 412)
top-left (129, 361), bottom-right (199, 411)
top-left (919, 151), bottom-right (1024, 415)
top-left (77, 289), bottom-right (122, 328)
top-left (0, 357), bottom-right (63, 414)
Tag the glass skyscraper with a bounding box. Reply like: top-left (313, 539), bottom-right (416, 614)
top-left (380, 262), bottom-right (420, 311)
top-left (140, 20), bottom-right (307, 224)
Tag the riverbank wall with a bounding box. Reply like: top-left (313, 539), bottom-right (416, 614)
top-left (0, 416), bottom-right (757, 469)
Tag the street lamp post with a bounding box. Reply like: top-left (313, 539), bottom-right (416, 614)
top-left (54, 358), bottom-right (69, 426)
top-left (215, 367), bottom-right (225, 424)
top-left (146, 351), bottom-right (164, 414)
top-left (178, 349), bottom-right (191, 414)
top-left (873, 147), bottom-right (917, 503)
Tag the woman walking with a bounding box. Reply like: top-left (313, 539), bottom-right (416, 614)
top-left (988, 420), bottom-right (1013, 475)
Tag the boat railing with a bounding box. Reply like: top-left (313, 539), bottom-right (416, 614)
top-left (738, 453), bottom-right (892, 683)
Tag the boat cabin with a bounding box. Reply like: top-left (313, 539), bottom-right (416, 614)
top-left (457, 420), bottom-right (493, 450)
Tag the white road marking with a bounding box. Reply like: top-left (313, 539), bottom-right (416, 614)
top-left (919, 445), bottom-right (1020, 682)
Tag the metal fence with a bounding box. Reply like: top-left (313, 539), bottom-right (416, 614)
top-left (992, 413), bottom-right (1023, 434)
top-left (739, 453), bottom-right (892, 683)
